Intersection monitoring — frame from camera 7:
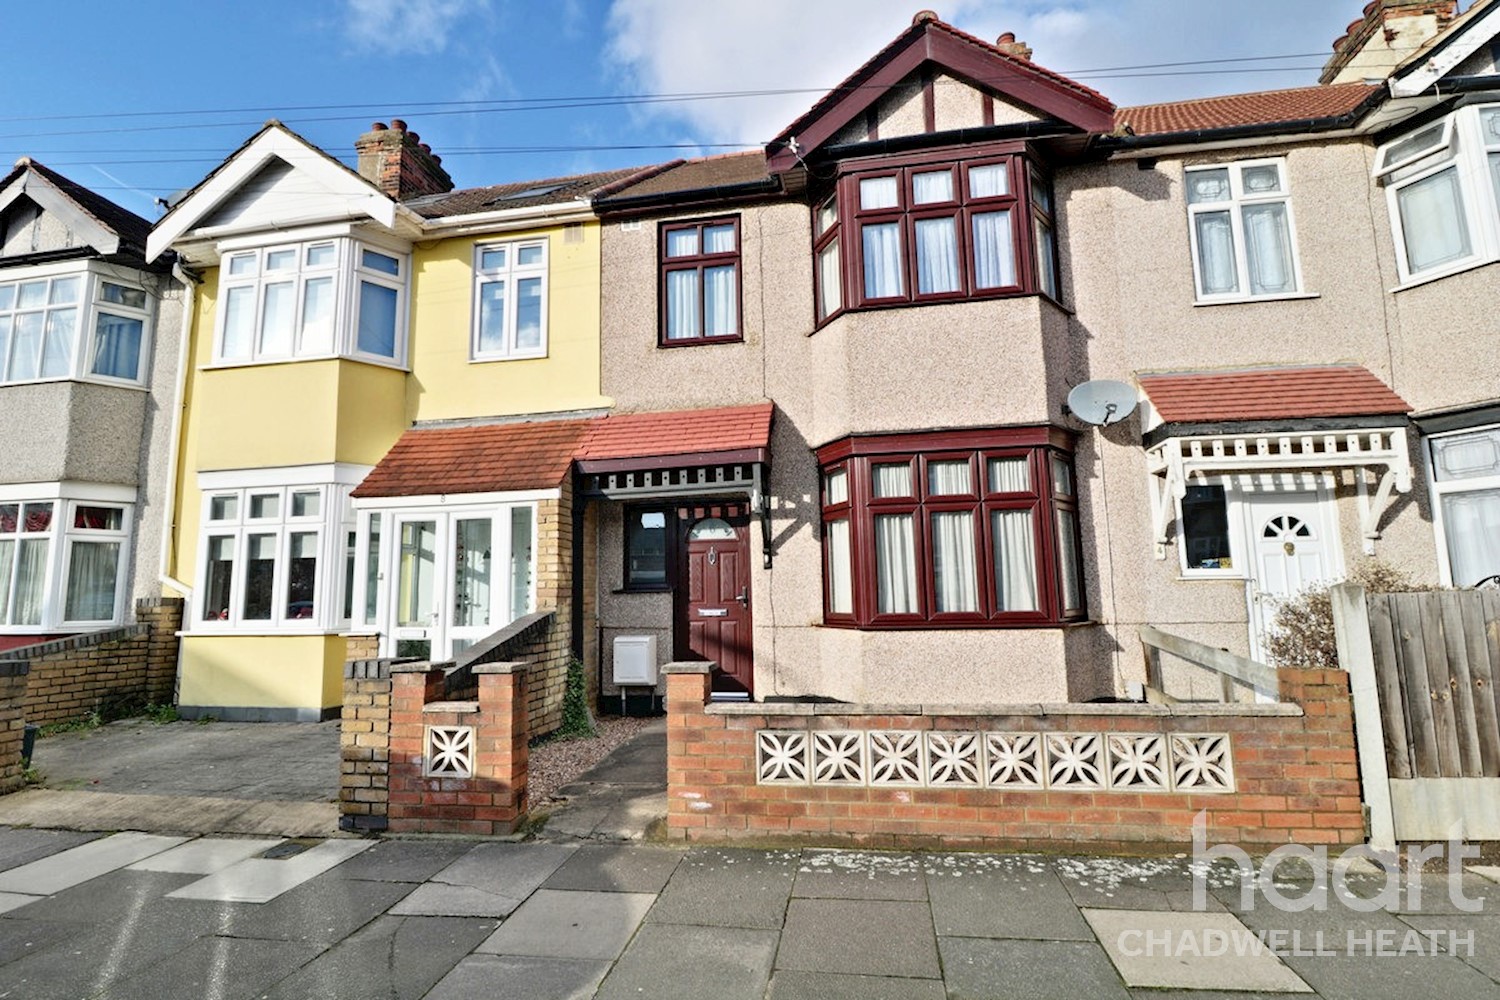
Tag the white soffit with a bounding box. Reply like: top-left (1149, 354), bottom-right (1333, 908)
top-left (1390, 0), bottom-right (1500, 98)
top-left (146, 126), bottom-right (397, 261)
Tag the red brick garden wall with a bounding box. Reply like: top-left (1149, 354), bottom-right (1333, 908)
top-left (664, 664), bottom-right (1362, 851)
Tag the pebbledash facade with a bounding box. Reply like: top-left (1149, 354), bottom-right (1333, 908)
top-left (154, 0), bottom-right (1500, 721)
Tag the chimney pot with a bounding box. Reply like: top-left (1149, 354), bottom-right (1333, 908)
top-left (408, 131), bottom-right (420, 145)
top-left (391, 118), bottom-right (407, 133)
top-left (995, 31), bottom-right (1033, 61)
top-left (371, 121), bottom-right (388, 131)
top-left (355, 118), bottom-right (453, 201)
top-left (912, 10), bottom-right (938, 25)
top-left (998, 31), bottom-right (1016, 43)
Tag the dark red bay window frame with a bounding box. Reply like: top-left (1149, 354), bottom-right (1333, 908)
top-left (658, 217), bottom-right (743, 347)
top-left (816, 426), bottom-right (1085, 629)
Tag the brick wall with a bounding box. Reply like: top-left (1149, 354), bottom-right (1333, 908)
top-left (524, 489), bottom-right (574, 736)
top-left (664, 664), bottom-right (1362, 852)
top-left (0, 662), bottom-right (29, 795)
top-left (345, 634), bottom-right (379, 663)
top-left (340, 659), bottom-right (395, 833)
top-left (0, 598), bottom-right (183, 727)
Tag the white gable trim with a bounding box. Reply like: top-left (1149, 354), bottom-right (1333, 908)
top-left (0, 168), bottom-right (120, 255)
top-left (1391, 1), bottom-right (1500, 97)
top-left (146, 126), bottom-right (396, 261)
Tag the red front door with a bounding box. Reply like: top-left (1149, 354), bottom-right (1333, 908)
top-left (678, 504), bottom-right (753, 697)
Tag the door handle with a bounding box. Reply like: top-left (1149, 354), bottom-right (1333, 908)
top-left (736, 587), bottom-right (748, 607)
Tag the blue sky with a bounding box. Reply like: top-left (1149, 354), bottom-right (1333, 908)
top-left (0, 0), bottom-right (1385, 219)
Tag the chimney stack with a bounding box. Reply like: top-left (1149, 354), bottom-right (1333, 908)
top-left (995, 31), bottom-right (1033, 61)
top-left (1320, 1), bottom-right (1457, 84)
top-left (354, 118), bottom-right (454, 201)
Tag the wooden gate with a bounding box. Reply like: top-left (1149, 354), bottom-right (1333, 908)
top-left (1331, 584), bottom-right (1500, 846)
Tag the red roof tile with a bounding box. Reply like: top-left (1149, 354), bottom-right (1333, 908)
top-left (577, 402), bottom-right (774, 466)
top-left (1117, 82), bottom-right (1379, 137)
top-left (352, 418), bottom-right (595, 498)
top-left (1138, 366), bottom-right (1410, 424)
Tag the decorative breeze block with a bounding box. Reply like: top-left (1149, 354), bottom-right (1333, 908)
top-left (985, 732), bottom-right (1043, 788)
top-left (868, 731), bottom-right (925, 785)
top-left (424, 725), bottom-right (474, 778)
top-left (757, 731), bottom-right (809, 784)
top-left (1169, 734), bottom-right (1234, 791)
top-left (925, 732), bottom-right (983, 786)
top-left (811, 731), bottom-right (866, 784)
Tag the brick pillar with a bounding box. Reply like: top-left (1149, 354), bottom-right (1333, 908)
top-left (136, 597), bottom-right (183, 704)
top-left (340, 660), bottom-right (395, 833)
top-left (475, 661), bottom-right (529, 832)
top-left (0, 661), bottom-right (29, 795)
top-left (344, 634), bottom-right (380, 662)
top-left (664, 661), bottom-right (713, 840)
top-left (1277, 666), bottom-right (1364, 845)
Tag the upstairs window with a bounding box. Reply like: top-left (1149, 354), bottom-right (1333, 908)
top-left (1185, 159), bottom-right (1302, 301)
top-left (1376, 105), bottom-right (1500, 284)
top-left (215, 238), bottom-right (406, 366)
top-left (473, 239), bottom-right (548, 360)
top-left (0, 268), bottom-right (154, 386)
top-left (660, 219), bottom-right (741, 345)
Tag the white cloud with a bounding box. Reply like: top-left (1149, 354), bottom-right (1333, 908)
top-left (602, 1), bottom-right (1365, 144)
top-left (343, 0), bottom-right (489, 56)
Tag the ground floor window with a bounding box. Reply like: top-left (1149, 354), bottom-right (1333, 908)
top-left (1429, 425), bottom-right (1500, 586)
top-left (817, 426), bottom-right (1084, 627)
top-left (0, 490), bottom-right (131, 630)
top-left (353, 500), bottom-right (538, 661)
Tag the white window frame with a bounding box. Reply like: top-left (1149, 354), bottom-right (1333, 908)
top-left (212, 237), bottom-right (409, 368)
top-left (1175, 476), bottom-right (1246, 580)
top-left (1425, 423), bottom-right (1500, 587)
top-left (1379, 104), bottom-right (1500, 286)
top-left (470, 238), bottom-right (549, 361)
top-left (1184, 158), bottom-right (1306, 304)
top-left (0, 486), bottom-right (135, 632)
top-left (0, 261), bottom-right (156, 388)
top-left (193, 472), bottom-right (361, 633)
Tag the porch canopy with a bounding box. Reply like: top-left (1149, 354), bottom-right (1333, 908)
top-left (1138, 365), bottom-right (1412, 554)
top-left (352, 416), bottom-right (595, 499)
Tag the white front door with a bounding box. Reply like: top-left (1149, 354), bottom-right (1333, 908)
top-left (1244, 491), bottom-right (1341, 662)
top-left (390, 516), bottom-right (442, 660)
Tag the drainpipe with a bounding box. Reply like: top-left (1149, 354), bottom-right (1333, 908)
top-left (158, 259), bottom-right (197, 598)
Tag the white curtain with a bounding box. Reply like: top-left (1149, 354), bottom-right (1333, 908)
top-left (40, 308), bottom-right (75, 378)
top-left (931, 512), bottom-right (977, 612)
top-left (1056, 510), bottom-right (1082, 610)
top-left (1194, 211), bottom-right (1238, 294)
top-left (1443, 489), bottom-right (1500, 586)
top-left (665, 228), bottom-right (699, 257)
top-left (703, 225), bottom-right (736, 254)
top-left (862, 223), bottom-right (903, 298)
top-left (0, 540), bottom-right (12, 624)
top-left (912, 171), bottom-right (953, 204)
top-left (8, 313), bottom-right (41, 380)
top-left (826, 519), bottom-right (852, 614)
top-left (991, 509), bottom-right (1037, 612)
top-left (824, 469), bottom-right (848, 505)
top-left (872, 463), bottom-right (912, 498)
top-left (859, 176), bottom-right (899, 210)
top-left (13, 539), bottom-right (48, 626)
top-left (91, 313), bottom-right (143, 380)
top-left (875, 513), bottom-right (917, 614)
top-left (915, 218), bottom-right (960, 294)
top-left (1242, 203), bottom-right (1294, 294)
top-left (928, 460), bottom-right (971, 495)
top-left (969, 164), bottom-right (1008, 198)
top-left (1490, 151), bottom-right (1500, 208)
top-left (665, 270), bottom-right (699, 339)
top-left (64, 541), bottom-right (118, 621)
top-left (1034, 218), bottom-right (1058, 298)
top-left (703, 265), bottom-right (736, 336)
top-left (988, 458), bottom-right (1029, 493)
top-left (817, 239), bottom-right (841, 319)
top-left (972, 211), bottom-right (1015, 289)
top-left (1399, 167), bottom-right (1470, 273)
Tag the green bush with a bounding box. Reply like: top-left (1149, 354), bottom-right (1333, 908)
top-left (555, 658), bottom-right (596, 739)
top-left (1266, 560), bottom-right (1432, 669)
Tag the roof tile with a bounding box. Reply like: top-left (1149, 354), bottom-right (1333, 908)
top-left (1138, 365), bottom-right (1410, 424)
top-left (1117, 82), bottom-right (1378, 137)
top-left (352, 418), bottom-right (595, 498)
top-left (577, 402), bottom-right (774, 462)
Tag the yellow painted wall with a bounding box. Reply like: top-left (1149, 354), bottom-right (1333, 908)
top-left (407, 222), bottom-right (611, 422)
top-left (178, 634), bottom-right (346, 711)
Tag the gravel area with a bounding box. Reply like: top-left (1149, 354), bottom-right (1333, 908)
top-left (527, 715), bottom-right (657, 810)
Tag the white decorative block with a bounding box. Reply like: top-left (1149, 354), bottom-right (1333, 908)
top-left (1046, 733), bottom-right (1105, 789)
top-left (985, 732), bottom-right (1043, 788)
top-left (1106, 734), bottom-right (1167, 791)
top-left (1170, 734), bottom-right (1234, 792)
top-left (424, 726), bottom-right (474, 779)
top-left (757, 731), bottom-right (809, 784)
top-left (868, 731), bottom-right (924, 786)
top-left (812, 731), bottom-right (866, 784)
top-left (926, 732), bottom-right (982, 786)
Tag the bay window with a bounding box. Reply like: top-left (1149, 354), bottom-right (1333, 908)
top-left (660, 219), bottom-right (741, 345)
top-left (0, 266), bottom-right (154, 386)
top-left (1377, 105), bottom-right (1500, 284)
top-left (1428, 425), bottom-right (1500, 586)
top-left (0, 491), bottom-right (132, 630)
top-left (473, 239), bottom-right (548, 360)
top-left (1185, 159), bottom-right (1302, 301)
top-left (818, 427), bottom-right (1084, 627)
top-left (813, 147), bottom-right (1059, 323)
top-left (215, 238), bottom-right (407, 366)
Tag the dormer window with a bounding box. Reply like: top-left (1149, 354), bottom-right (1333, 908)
top-left (813, 148), bottom-right (1058, 324)
top-left (214, 238), bottom-right (407, 366)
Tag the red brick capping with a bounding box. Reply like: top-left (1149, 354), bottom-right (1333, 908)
top-left (665, 664), bottom-right (1363, 852)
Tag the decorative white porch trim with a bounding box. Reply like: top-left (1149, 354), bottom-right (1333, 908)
top-left (1146, 428), bottom-right (1410, 558)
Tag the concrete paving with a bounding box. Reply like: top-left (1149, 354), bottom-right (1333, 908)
top-left (536, 723), bottom-right (668, 843)
top-left (0, 830), bottom-right (1492, 998)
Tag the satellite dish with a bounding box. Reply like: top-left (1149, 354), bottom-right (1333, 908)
top-left (1067, 379), bottom-right (1138, 426)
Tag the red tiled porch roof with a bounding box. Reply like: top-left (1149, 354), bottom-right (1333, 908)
top-left (575, 402), bottom-right (774, 471)
top-left (1138, 365), bottom-right (1411, 424)
top-left (351, 418), bottom-right (595, 498)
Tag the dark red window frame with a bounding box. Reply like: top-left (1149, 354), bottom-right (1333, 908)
top-left (658, 217), bottom-right (743, 347)
top-left (811, 144), bottom-right (1061, 327)
top-left (816, 426), bottom-right (1086, 629)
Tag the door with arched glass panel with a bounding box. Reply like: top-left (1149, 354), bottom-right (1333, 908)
top-left (677, 504), bottom-right (753, 697)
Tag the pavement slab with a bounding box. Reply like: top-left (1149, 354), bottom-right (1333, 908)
top-left (939, 936), bottom-right (1131, 1000)
top-left (775, 898), bottom-right (940, 978)
top-left (792, 850), bottom-right (930, 901)
top-left (0, 790), bottom-right (338, 838)
top-left (541, 844), bottom-right (683, 893)
top-left (0, 829), bottom-right (101, 873)
top-left (1276, 948), bottom-right (1500, 1000)
top-left (425, 954), bottom-right (611, 1000)
top-left (127, 837), bottom-right (284, 874)
top-left (645, 847), bottom-right (799, 929)
top-left (96, 935), bottom-right (327, 1000)
top-left (926, 855), bottom-right (1094, 941)
top-left (766, 970), bottom-right (948, 1000)
top-left (1083, 907), bottom-right (1312, 993)
top-left (319, 838), bottom-right (477, 884)
top-left (167, 838), bottom-right (373, 903)
top-left (478, 888), bottom-right (655, 960)
top-left (390, 842), bottom-right (577, 918)
top-left (260, 914), bottom-right (497, 1000)
top-left (1395, 912), bottom-right (1500, 982)
top-left (595, 922), bottom-right (779, 1000)
top-left (0, 831), bottom-right (186, 896)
